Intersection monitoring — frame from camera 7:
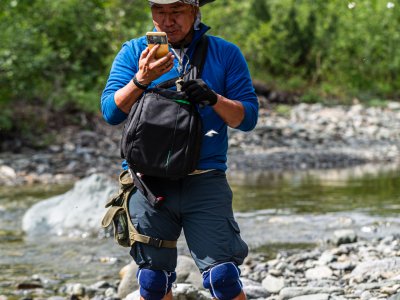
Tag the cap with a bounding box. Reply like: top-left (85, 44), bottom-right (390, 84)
top-left (150, 0), bottom-right (181, 3)
top-left (149, 0), bottom-right (214, 6)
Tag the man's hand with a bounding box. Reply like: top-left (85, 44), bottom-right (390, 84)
top-left (182, 79), bottom-right (218, 106)
top-left (135, 44), bottom-right (174, 85)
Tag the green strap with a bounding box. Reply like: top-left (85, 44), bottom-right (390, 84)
top-left (174, 99), bottom-right (191, 105)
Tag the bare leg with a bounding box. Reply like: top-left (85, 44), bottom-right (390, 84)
top-left (233, 291), bottom-right (247, 300)
top-left (140, 290), bottom-right (172, 300)
top-left (212, 290), bottom-right (247, 300)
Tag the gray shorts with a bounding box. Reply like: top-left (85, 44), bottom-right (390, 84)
top-left (128, 170), bottom-right (248, 273)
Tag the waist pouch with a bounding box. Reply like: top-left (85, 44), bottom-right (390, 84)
top-left (101, 170), bottom-right (177, 248)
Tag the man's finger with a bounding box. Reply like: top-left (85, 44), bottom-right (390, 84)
top-left (147, 44), bottom-right (160, 60)
top-left (153, 53), bottom-right (173, 68)
top-left (140, 48), bottom-right (150, 60)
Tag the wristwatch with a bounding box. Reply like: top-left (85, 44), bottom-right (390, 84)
top-left (132, 75), bottom-right (149, 90)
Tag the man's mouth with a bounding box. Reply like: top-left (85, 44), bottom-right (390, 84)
top-left (166, 30), bottom-right (179, 36)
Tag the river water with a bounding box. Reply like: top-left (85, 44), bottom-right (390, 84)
top-left (1, 163), bottom-right (400, 297)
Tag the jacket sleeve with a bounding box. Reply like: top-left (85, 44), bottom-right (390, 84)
top-left (100, 41), bottom-right (138, 125)
top-left (224, 44), bottom-right (259, 132)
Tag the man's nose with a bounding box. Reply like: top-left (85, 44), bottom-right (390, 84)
top-left (163, 14), bottom-right (174, 26)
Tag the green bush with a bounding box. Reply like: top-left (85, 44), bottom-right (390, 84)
top-left (0, 0), bottom-right (149, 123)
top-left (204, 0), bottom-right (400, 102)
top-left (0, 0), bottom-right (399, 137)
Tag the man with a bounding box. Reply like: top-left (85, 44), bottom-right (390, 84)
top-left (101, 0), bottom-right (258, 299)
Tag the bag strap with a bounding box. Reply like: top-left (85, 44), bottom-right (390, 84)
top-left (123, 190), bottom-right (176, 248)
top-left (130, 171), bottom-right (164, 208)
top-left (156, 34), bottom-right (209, 89)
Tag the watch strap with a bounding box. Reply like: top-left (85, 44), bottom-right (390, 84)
top-left (132, 75), bottom-right (149, 90)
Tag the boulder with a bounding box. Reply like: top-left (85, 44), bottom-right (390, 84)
top-left (350, 258), bottom-right (400, 280)
top-left (118, 262), bottom-right (139, 299)
top-left (22, 174), bottom-right (116, 236)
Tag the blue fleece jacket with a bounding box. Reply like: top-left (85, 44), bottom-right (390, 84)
top-left (101, 23), bottom-right (258, 172)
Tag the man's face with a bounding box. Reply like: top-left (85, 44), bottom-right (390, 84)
top-left (151, 2), bottom-right (198, 45)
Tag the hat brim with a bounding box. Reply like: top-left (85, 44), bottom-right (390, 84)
top-left (150, 0), bottom-right (215, 6)
top-left (199, 0), bottom-right (215, 6)
top-left (150, 0), bottom-right (181, 4)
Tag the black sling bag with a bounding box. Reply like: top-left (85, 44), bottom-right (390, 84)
top-left (120, 35), bottom-right (209, 207)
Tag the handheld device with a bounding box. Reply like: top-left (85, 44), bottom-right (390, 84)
top-left (146, 32), bottom-right (169, 59)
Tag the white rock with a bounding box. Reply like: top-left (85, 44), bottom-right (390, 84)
top-left (289, 294), bottom-right (330, 300)
top-left (176, 255), bottom-right (202, 288)
top-left (0, 165), bottom-right (17, 184)
top-left (124, 290), bottom-right (140, 300)
top-left (332, 229), bottom-right (357, 245)
top-left (22, 174), bottom-right (116, 236)
top-left (305, 266), bottom-right (333, 280)
top-left (261, 275), bottom-right (285, 294)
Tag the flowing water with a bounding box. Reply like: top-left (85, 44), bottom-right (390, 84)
top-left (1, 163), bottom-right (400, 297)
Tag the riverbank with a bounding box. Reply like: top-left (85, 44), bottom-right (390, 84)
top-left (1, 102), bottom-right (400, 186)
top-left (2, 233), bottom-right (399, 300)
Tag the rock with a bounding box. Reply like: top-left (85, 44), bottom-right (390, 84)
top-left (172, 283), bottom-right (209, 300)
top-left (350, 258), bottom-right (400, 279)
top-left (22, 174), bottom-right (116, 236)
top-left (176, 255), bottom-right (202, 288)
top-left (0, 165), bottom-right (17, 185)
top-left (279, 287), bottom-right (341, 300)
top-left (389, 293), bottom-right (400, 300)
top-left (261, 275), bottom-right (285, 294)
top-left (289, 294), bottom-right (330, 300)
top-left (63, 283), bottom-right (86, 297)
top-left (118, 262), bottom-right (139, 299)
top-left (318, 251), bottom-right (336, 265)
top-left (241, 278), bottom-right (270, 299)
top-left (90, 281), bottom-right (112, 290)
top-left (360, 290), bottom-right (372, 300)
top-left (305, 266), bottom-right (333, 280)
top-left (332, 229), bottom-right (358, 245)
top-left (105, 287), bottom-right (118, 298)
top-left (119, 264), bottom-right (131, 279)
top-left (16, 281), bottom-right (43, 289)
top-left (124, 290), bottom-right (140, 300)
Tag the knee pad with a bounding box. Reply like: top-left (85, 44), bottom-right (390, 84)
top-left (137, 268), bottom-right (176, 300)
top-left (202, 262), bottom-right (243, 300)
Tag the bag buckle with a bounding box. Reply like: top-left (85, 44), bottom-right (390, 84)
top-left (148, 237), bottom-right (162, 248)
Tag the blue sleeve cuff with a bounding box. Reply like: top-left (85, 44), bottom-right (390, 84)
top-left (101, 92), bottom-right (128, 125)
top-left (235, 101), bottom-right (258, 132)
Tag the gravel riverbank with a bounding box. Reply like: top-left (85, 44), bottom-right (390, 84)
top-left (1, 102), bottom-right (400, 186)
top-left (3, 233), bottom-right (400, 300)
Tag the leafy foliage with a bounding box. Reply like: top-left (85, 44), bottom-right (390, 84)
top-left (203, 0), bottom-right (400, 102)
top-left (0, 0), bottom-right (399, 134)
top-left (0, 0), bottom-right (149, 111)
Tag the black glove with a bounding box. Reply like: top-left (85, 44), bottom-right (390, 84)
top-left (182, 79), bottom-right (218, 106)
